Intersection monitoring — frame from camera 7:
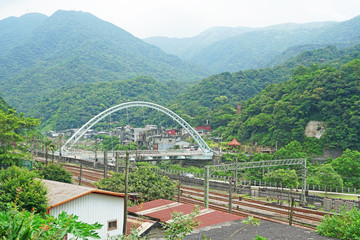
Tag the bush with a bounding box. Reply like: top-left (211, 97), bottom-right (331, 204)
top-left (39, 163), bottom-right (73, 183)
top-left (0, 166), bottom-right (48, 214)
top-left (96, 167), bottom-right (176, 203)
top-left (0, 206), bottom-right (102, 239)
top-left (317, 206), bottom-right (360, 239)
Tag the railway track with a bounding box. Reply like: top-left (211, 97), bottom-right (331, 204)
top-left (179, 185), bottom-right (327, 230)
top-left (182, 186), bottom-right (329, 217)
top-left (34, 157), bottom-right (107, 186)
top-left (34, 157), bottom-right (325, 229)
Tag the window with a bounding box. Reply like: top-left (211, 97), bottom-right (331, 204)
top-left (108, 220), bottom-right (117, 231)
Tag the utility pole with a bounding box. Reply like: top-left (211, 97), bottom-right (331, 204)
top-left (59, 135), bottom-right (62, 161)
top-left (123, 151), bottom-right (129, 235)
top-left (79, 164), bottom-right (82, 186)
top-left (104, 151), bottom-right (108, 178)
top-left (234, 157), bottom-right (238, 190)
top-left (115, 151), bottom-right (119, 173)
top-left (289, 197), bottom-right (295, 226)
top-left (94, 139), bottom-right (98, 168)
top-left (177, 182), bottom-right (181, 202)
top-left (229, 177), bottom-right (233, 214)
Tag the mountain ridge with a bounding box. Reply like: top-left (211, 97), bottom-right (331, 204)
top-left (0, 10), bottom-right (209, 113)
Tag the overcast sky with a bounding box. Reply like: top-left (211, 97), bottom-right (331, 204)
top-left (0, 0), bottom-right (359, 38)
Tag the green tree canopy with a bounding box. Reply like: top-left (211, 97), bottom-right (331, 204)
top-left (39, 163), bottom-right (73, 183)
top-left (0, 108), bottom-right (40, 166)
top-left (307, 164), bottom-right (343, 188)
top-left (317, 206), bottom-right (360, 240)
top-left (96, 167), bottom-right (176, 203)
top-left (331, 149), bottom-right (360, 188)
top-left (0, 166), bottom-right (48, 214)
top-left (264, 169), bottom-right (299, 188)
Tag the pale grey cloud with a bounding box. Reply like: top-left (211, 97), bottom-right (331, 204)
top-left (0, 0), bottom-right (359, 38)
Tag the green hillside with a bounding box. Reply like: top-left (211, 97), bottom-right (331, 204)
top-left (168, 45), bottom-right (360, 129)
top-left (187, 16), bottom-right (360, 73)
top-left (0, 13), bottom-right (47, 56)
top-left (0, 10), bottom-right (208, 113)
top-left (31, 76), bottom-right (184, 130)
top-left (222, 59), bottom-right (360, 150)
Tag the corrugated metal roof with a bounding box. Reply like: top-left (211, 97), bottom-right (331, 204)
top-left (42, 179), bottom-right (124, 210)
top-left (128, 199), bottom-right (244, 228)
top-left (127, 215), bottom-right (157, 236)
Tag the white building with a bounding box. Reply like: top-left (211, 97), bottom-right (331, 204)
top-left (43, 179), bottom-right (125, 239)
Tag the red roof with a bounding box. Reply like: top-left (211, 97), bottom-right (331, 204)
top-left (128, 199), bottom-right (244, 228)
top-left (227, 138), bottom-right (241, 146)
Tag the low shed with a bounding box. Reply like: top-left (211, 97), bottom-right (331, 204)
top-left (43, 179), bottom-right (125, 239)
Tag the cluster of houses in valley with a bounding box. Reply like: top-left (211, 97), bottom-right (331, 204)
top-left (45, 124), bottom-right (212, 151)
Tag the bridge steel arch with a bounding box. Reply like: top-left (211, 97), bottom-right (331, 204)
top-left (60, 101), bottom-right (213, 155)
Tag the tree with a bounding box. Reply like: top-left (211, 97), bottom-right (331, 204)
top-left (0, 109), bottom-right (40, 167)
top-left (0, 166), bottom-right (48, 214)
top-left (273, 141), bottom-right (306, 159)
top-left (0, 205), bottom-right (102, 239)
top-left (331, 149), bottom-right (360, 188)
top-left (39, 163), bottom-right (73, 183)
top-left (307, 164), bottom-right (343, 188)
top-left (96, 167), bottom-right (176, 203)
top-left (317, 206), bottom-right (360, 240)
top-left (263, 169), bottom-right (299, 188)
top-left (43, 139), bottom-right (55, 165)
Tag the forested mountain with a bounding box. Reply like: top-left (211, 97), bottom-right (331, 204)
top-left (30, 76), bottom-right (184, 130)
top-left (167, 44), bottom-right (360, 129)
top-left (0, 13), bottom-right (47, 56)
top-left (33, 44), bottom-right (360, 132)
top-left (221, 59), bottom-right (360, 150)
top-left (0, 10), bottom-right (208, 113)
top-left (144, 26), bottom-right (253, 60)
top-left (146, 16), bottom-right (360, 74)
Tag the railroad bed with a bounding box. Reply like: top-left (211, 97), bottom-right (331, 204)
top-left (178, 185), bottom-right (331, 230)
top-left (35, 157), bottom-right (331, 229)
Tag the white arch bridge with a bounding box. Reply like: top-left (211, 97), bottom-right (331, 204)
top-left (59, 101), bottom-right (213, 160)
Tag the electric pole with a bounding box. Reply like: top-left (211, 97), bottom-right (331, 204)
top-left (123, 151), bottom-right (129, 235)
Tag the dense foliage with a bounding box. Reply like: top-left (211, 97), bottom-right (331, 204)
top-left (0, 10), bottom-right (208, 113)
top-left (0, 206), bottom-right (102, 239)
top-left (31, 76), bottom-right (184, 130)
top-left (39, 163), bottom-right (73, 183)
top-left (96, 167), bottom-right (176, 203)
top-left (307, 164), bottom-right (343, 188)
top-left (0, 166), bottom-right (48, 214)
top-left (263, 169), bottom-right (299, 188)
top-left (0, 106), bottom-right (40, 166)
top-left (331, 149), bottom-right (360, 188)
top-left (317, 207), bottom-right (360, 240)
top-left (221, 59), bottom-right (360, 150)
top-left (169, 44), bottom-right (360, 129)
